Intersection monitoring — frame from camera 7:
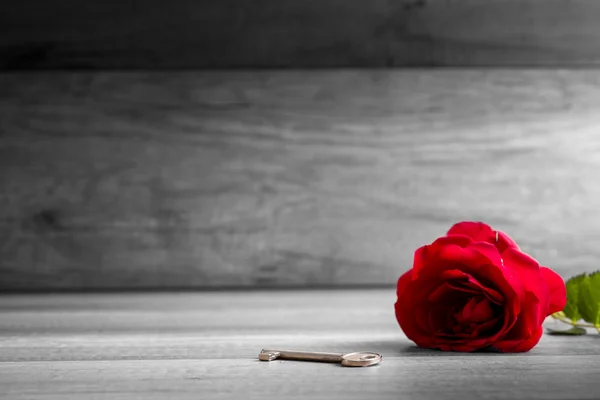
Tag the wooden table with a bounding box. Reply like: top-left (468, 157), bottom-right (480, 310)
top-left (1, 290), bottom-right (598, 399)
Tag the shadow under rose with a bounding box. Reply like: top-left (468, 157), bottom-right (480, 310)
top-left (354, 340), bottom-right (525, 357)
top-left (353, 331), bottom-right (600, 358)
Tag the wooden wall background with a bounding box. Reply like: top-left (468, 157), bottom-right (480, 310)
top-left (2, 70), bottom-right (600, 290)
top-left (2, 1), bottom-right (600, 290)
top-left (2, 0), bottom-right (600, 68)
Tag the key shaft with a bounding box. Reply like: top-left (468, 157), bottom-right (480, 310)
top-left (259, 349), bottom-right (343, 363)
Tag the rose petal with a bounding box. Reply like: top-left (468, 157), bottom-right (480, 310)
top-left (455, 297), bottom-right (494, 323)
top-left (395, 298), bottom-right (425, 342)
top-left (427, 282), bottom-right (461, 302)
top-left (456, 279), bottom-right (504, 304)
top-left (414, 305), bottom-right (431, 332)
top-left (447, 221), bottom-right (494, 241)
top-left (430, 234), bottom-right (474, 250)
top-left (470, 298), bottom-right (494, 322)
top-left (396, 270), bottom-right (412, 297)
top-left (447, 221), bottom-right (520, 252)
top-left (444, 280), bottom-right (481, 296)
top-left (496, 230), bottom-right (521, 252)
top-left (412, 246), bottom-right (428, 277)
top-left (430, 242), bottom-right (503, 279)
top-left (502, 248), bottom-right (549, 326)
top-left (440, 269), bottom-right (470, 280)
top-left (494, 291), bottom-right (541, 350)
top-left (439, 271), bottom-right (505, 310)
top-left (413, 235), bottom-right (473, 279)
top-left (456, 297), bottom-right (479, 322)
top-left (429, 303), bottom-right (457, 333)
top-left (540, 266), bottom-right (567, 315)
top-left (425, 244), bottom-right (491, 274)
top-left (438, 272), bottom-right (504, 305)
top-left (467, 242), bottom-right (504, 269)
top-left (395, 278), bottom-right (442, 344)
top-left (472, 316), bottom-right (503, 337)
top-left (494, 325), bottom-right (543, 353)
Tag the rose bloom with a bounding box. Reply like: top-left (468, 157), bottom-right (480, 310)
top-left (394, 221), bottom-right (567, 352)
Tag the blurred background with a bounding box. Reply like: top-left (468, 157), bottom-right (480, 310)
top-left (1, 0), bottom-right (600, 292)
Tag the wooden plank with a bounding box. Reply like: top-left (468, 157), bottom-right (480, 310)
top-left (2, 70), bottom-right (600, 290)
top-left (0, 291), bottom-right (598, 400)
top-left (2, 0), bottom-right (600, 68)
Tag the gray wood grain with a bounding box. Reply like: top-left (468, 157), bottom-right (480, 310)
top-left (2, 70), bottom-right (600, 290)
top-left (3, 0), bottom-right (600, 68)
top-left (0, 291), bottom-right (598, 400)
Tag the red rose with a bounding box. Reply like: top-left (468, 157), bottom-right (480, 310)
top-left (394, 221), bottom-right (567, 352)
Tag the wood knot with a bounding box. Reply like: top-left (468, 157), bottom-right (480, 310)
top-left (32, 209), bottom-right (63, 231)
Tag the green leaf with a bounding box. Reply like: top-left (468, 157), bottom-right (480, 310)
top-left (579, 270), bottom-right (600, 327)
top-left (562, 273), bottom-right (587, 322)
top-left (546, 326), bottom-right (587, 336)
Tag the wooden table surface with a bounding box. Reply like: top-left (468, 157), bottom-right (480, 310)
top-left (1, 290), bottom-right (598, 399)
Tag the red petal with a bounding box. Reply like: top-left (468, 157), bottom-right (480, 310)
top-left (496, 230), bottom-right (521, 252)
top-left (468, 242), bottom-right (504, 268)
top-left (472, 316), bottom-right (502, 337)
top-left (470, 298), bottom-right (494, 322)
top-left (540, 267), bottom-right (567, 315)
top-left (395, 298), bottom-right (424, 342)
top-left (411, 246), bottom-right (428, 278)
top-left (429, 302), bottom-right (459, 332)
top-left (438, 273), bottom-right (505, 305)
top-left (456, 297), bottom-right (479, 322)
top-left (502, 248), bottom-right (549, 326)
top-left (414, 305), bottom-right (431, 332)
top-left (395, 277), bottom-right (441, 345)
top-left (413, 235), bottom-right (472, 279)
top-left (439, 268), bottom-right (470, 280)
top-left (456, 297), bottom-right (494, 323)
top-left (396, 270), bottom-right (412, 297)
top-left (447, 221), bottom-right (520, 252)
top-left (494, 291), bottom-right (541, 349)
top-left (457, 279), bottom-right (504, 304)
top-left (431, 234), bottom-right (474, 250)
top-left (447, 221), bottom-right (494, 241)
top-left (427, 283), bottom-right (454, 302)
top-left (443, 279), bottom-right (481, 296)
top-left (494, 325), bottom-right (543, 353)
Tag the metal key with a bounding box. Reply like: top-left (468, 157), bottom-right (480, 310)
top-left (258, 349), bottom-right (382, 367)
